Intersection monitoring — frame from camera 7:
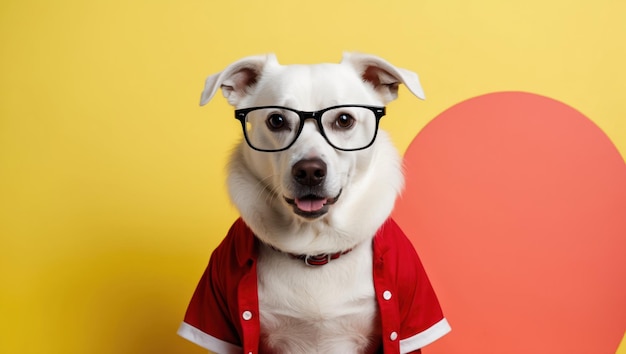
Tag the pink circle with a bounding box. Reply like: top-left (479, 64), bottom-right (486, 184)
top-left (394, 92), bottom-right (626, 353)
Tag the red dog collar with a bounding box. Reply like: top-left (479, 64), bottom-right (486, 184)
top-left (267, 244), bottom-right (353, 266)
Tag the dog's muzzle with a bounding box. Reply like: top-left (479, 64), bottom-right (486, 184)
top-left (285, 158), bottom-right (341, 218)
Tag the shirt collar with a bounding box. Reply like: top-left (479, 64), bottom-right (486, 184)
top-left (234, 218), bottom-right (258, 267)
top-left (372, 218), bottom-right (394, 260)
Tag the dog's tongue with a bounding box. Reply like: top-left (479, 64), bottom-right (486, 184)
top-left (295, 197), bottom-right (328, 212)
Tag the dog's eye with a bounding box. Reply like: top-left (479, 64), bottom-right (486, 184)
top-left (334, 114), bottom-right (355, 129)
top-left (266, 113), bottom-right (287, 131)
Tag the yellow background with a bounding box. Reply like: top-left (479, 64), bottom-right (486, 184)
top-left (1, 0), bottom-right (624, 353)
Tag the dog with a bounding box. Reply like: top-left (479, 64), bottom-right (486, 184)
top-left (178, 53), bottom-right (450, 354)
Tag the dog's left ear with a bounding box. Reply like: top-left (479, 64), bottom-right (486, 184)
top-left (341, 52), bottom-right (425, 103)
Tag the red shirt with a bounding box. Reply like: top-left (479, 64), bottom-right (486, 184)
top-left (179, 218), bottom-right (450, 354)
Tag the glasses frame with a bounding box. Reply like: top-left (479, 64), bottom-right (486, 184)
top-left (234, 104), bottom-right (386, 152)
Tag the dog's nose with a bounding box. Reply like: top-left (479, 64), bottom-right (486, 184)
top-left (292, 158), bottom-right (327, 186)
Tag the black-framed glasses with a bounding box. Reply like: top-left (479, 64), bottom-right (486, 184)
top-left (234, 105), bottom-right (386, 152)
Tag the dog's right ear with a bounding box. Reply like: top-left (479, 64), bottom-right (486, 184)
top-left (200, 54), bottom-right (278, 107)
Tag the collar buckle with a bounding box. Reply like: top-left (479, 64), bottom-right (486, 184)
top-left (304, 253), bottom-right (333, 266)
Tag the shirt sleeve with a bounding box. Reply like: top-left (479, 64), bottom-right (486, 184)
top-left (178, 222), bottom-right (248, 354)
top-left (177, 258), bottom-right (242, 353)
top-left (387, 219), bottom-right (451, 353)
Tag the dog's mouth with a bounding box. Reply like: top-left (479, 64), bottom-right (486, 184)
top-left (284, 190), bottom-right (342, 219)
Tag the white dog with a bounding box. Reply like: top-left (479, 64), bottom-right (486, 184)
top-left (179, 53), bottom-right (450, 354)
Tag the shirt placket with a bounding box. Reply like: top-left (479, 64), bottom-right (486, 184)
top-left (238, 259), bottom-right (260, 354)
top-left (373, 254), bottom-right (402, 353)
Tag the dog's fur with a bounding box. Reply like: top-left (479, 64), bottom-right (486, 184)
top-left (201, 53), bottom-right (424, 353)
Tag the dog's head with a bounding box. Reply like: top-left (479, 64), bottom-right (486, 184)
top-left (201, 53), bottom-right (424, 254)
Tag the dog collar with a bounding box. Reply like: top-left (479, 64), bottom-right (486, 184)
top-left (293, 249), bottom-right (353, 266)
top-left (266, 244), bottom-right (352, 266)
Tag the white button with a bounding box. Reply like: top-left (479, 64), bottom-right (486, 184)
top-left (390, 331), bottom-right (398, 341)
top-left (242, 310), bottom-right (252, 320)
top-left (383, 290), bottom-right (392, 300)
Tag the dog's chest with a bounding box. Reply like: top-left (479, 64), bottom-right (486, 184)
top-left (256, 245), bottom-right (381, 354)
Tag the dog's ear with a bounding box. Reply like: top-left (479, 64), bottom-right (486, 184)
top-left (200, 54), bottom-right (278, 106)
top-left (341, 52), bottom-right (425, 103)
